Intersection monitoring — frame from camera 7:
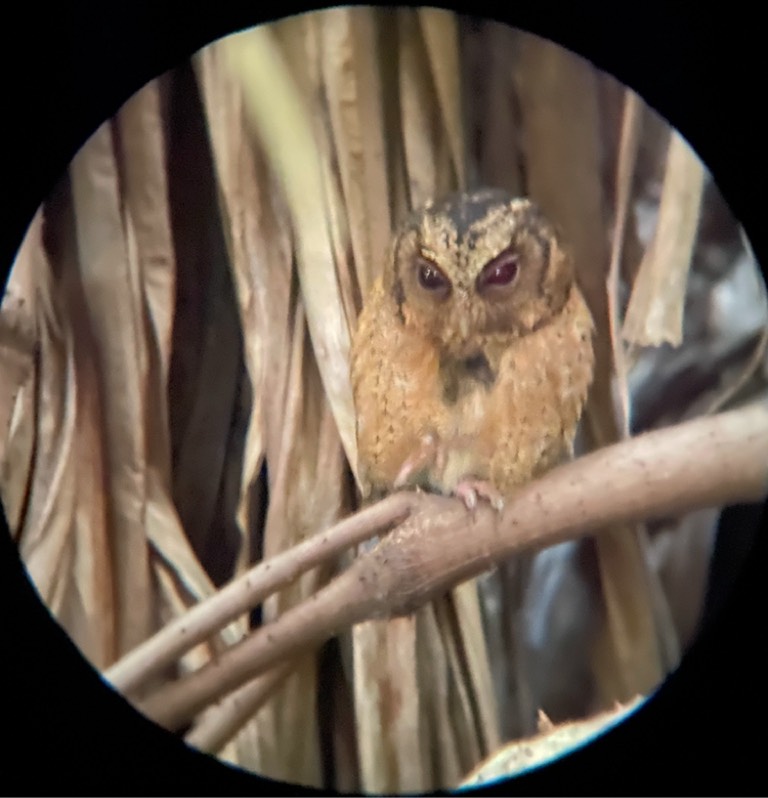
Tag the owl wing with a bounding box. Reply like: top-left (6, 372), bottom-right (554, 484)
top-left (486, 285), bottom-right (595, 493)
top-left (350, 277), bottom-right (447, 496)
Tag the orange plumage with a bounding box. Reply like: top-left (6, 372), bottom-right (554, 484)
top-left (351, 189), bottom-right (594, 508)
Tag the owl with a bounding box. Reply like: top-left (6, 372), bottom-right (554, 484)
top-left (350, 188), bottom-right (595, 510)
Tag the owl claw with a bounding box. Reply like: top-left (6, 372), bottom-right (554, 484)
top-left (454, 479), bottom-right (504, 514)
top-left (454, 482), bottom-right (478, 512)
top-left (394, 432), bottom-right (440, 489)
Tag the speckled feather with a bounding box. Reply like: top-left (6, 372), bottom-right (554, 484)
top-left (350, 189), bottom-right (595, 499)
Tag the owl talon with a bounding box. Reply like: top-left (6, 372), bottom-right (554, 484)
top-left (393, 464), bottom-right (415, 490)
top-left (454, 482), bottom-right (478, 513)
top-left (394, 432), bottom-right (441, 489)
top-left (454, 479), bottom-right (504, 514)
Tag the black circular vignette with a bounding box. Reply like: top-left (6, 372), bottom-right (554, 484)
top-left (2, 1), bottom-right (767, 795)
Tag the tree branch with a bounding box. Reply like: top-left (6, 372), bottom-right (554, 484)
top-left (133, 402), bottom-right (767, 730)
top-left (184, 660), bottom-right (296, 753)
top-left (105, 493), bottom-right (414, 694)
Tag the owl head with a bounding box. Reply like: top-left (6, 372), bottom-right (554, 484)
top-left (386, 189), bottom-right (576, 357)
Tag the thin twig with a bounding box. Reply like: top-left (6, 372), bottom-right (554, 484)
top-left (185, 660), bottom-right (296, 753)
top-left (705, 325), bottom-right (768, 416)
top-left (135, 403), bottom-right (768, 730)
top-left (105, 492), bottom-right (414, 694)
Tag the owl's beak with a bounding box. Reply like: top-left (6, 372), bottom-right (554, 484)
top-left (457, 314), bottom-right (470, 341)
top-left (456, 292), bottom-right (471, 340)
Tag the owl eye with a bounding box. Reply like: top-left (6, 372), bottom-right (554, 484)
top-left (478, 251), bottom-right (519, 290)
top-left (417, 259), bottom-right (450, 292)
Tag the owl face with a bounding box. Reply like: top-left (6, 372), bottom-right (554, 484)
top-left (388, 189), bottom-right (575, 357)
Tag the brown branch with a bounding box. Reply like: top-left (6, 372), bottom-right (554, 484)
top-left (135, 402), bottom-right (768, 730)
top-left (184, 660), bottom-right (296, 753)
top-left (105, 492), bottom-right (414, 694)
top-left (705, 325), bottom-right (768, 416)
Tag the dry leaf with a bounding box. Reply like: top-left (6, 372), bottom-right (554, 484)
top-left (194, 43), bottom-right (292, 575)
top-left (69, 122), bottom-right (154, 655)
top-left (512, 30), bottom-right (665, 703)
top-left (353, 616), bottom-right (428, 793)
top-left (462, 20), bottom-right (524, 195)
top-left (417, 7), bottom-right (466, 188)
top-left (606, 89), bottom-right (644, 437)
top-left (10, 182), bottom-right (118, 668)
top-left (416, 606), bottom-right (463, 786)
top-left (623, 132), bottom-right (705, 347)
top-left (221, 26), bottom-right (358, 472)
top-left (319, 7), bottom-right (392, 300)
top-left (1, 213), bottom-right (41, 523)
top-left (398, 8), bottom-right (456, 209)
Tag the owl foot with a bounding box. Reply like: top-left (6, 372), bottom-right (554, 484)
top-left (454, 479), bottom-right (505, 513)
top-left (393, 432), bottom-right (442, 489)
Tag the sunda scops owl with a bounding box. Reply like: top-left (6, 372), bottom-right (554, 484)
top-left (350, 189), bottom-right (595, 510)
